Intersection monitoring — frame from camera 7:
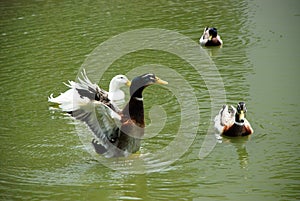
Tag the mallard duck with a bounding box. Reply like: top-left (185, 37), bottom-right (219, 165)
top-left (214, 102), bottom-right (253, 137)
top-left (199, 27), bottom-right (223, 46)
top-left (48, 70), bottom-right (168, 158)
top-left (48, 74), bottom-right (130, 108)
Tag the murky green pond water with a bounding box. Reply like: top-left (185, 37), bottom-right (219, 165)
top-left (1, 0), bottom-right (299, 200)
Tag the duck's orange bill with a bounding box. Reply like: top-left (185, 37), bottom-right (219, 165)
top-left (126, 80), bottom-right (131, 86)
top-left (155, 76), bottom-right (168, 85)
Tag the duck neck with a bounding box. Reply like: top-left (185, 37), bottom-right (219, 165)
top-left (109, 82), bottom-right (118, 93)
top-left (130, 86), bottom-right (145, 98)
top-left (123, 87), bottom-right (145, 126)
top-left (234, 114), bottom-right (245, 126)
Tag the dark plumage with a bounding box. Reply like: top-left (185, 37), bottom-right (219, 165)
top-left (199, 27), bottom-right (223, 47)
top-left (49, 71), bottom-right (168, 158)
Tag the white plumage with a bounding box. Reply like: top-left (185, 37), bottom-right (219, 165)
top-left (48, 72), bottom-right (130, 110)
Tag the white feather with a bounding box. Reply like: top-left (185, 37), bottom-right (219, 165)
top-left (214, 105), bottom-right (235, 134)
top-left (48, 70), bottom-right (130, 157)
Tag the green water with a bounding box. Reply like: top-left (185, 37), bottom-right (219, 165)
top-left (1, 0), bottom-right (299, 200)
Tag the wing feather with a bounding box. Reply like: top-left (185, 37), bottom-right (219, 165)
top-left (49, 69), bottom-right (122, 155)
top-left (214, 105), bottom-right (235, 133)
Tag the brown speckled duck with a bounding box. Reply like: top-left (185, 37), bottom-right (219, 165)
top-left (49, 70), bottom-right (167, 158)
top-left (214, 102), bottom-right (253, 137)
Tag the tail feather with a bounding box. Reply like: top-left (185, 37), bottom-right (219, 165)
top-left (48, 89), bottom-right (90, 112)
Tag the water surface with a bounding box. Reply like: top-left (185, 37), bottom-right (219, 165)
top-left (1, 0), bottom-right (299, 200)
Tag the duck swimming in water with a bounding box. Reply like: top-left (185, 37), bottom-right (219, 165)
top-left (108, 75), bottom-right (131, 107)
top-left (199, 27), bottom-right (223, 47)
top-left (49, 74), bottom-right (131, 108)
top-left (214, 102), bottom-right (253, 137)
top-left (48, 70), bottom-right (168, 158)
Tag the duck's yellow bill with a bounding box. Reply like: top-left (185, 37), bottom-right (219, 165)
top-left (126, 80), bottom-right (131, 86)
top-left (239, 111), bottom-right (245, 121)
top-left (155, 76), bottom-right (168, 85)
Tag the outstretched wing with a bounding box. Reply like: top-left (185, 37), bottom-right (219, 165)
top-left (49, 69), bottom-right (122, 155)
top-left (70, 103), bottom-right (121, 155)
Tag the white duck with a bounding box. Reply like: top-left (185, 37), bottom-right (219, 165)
top-left (199, 27), bottom-right (223, 47)
top-left (214, 102), bottom-right (253, 137)
top-left (48, 70), bottom-right (168, 157)
top-left (48, 73), bottom-right (130, 109)
top-left (108, 75), bottom-right (131, 107)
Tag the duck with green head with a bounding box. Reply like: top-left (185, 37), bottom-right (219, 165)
top-left (214, 102), bottom-right (254, 137)
top-left (49, 70), bottom-right (168, 158)
top-left (200, 27), bottom-right (223, 47)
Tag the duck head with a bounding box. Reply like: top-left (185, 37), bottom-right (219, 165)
top-left (235, 102), bottom-right (247, 123)
top-left (109, 75), bottom-right (131, 92)
top-left (208, 27), bottom-right (218, 40)
top-left (130, 73), bottom-right (168, 97)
